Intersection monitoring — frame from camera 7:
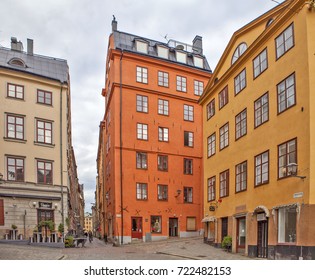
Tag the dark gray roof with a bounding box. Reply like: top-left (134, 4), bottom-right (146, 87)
top-left (113, 31), bottom-right (212, 72)
top-left (0, 47), bottom-right (69, 83)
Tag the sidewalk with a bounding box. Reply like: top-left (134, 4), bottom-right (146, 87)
top-left (125, 236), bottom-right (251, 260)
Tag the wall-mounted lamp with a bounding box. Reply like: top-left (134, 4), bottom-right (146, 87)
top-left (287, 163), bottom-right (306, 179)
top-left (175, 189), bottom-right (181, 197)
top-left (105, 193), bottom-right (109, 200)
top-left (0, 173), bottom-right (4, 184)
top-left (33, 202), bottom-right (37, 208)
top-left (54, 203), bottom-right (58, 209)
top-left (209, 199), bottom-right (222, 211)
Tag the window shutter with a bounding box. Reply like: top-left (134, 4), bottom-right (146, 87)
top-left (187, 217), bottom-right (196, 231)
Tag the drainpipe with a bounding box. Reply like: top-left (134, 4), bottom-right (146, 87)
top-left (120, 50), bottom-right (124, 245)
top-left (60, 83), bottom-right (65, 235)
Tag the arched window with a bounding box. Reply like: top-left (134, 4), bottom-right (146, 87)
top-left (231, 42), bottom-right (247, 65)
top-left (8, 58), bottom-right (26, 68)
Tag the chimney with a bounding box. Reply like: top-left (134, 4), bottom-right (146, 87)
top-left (192, 35), bottom-right (203, 55)
top-left (11, 37), bottom-right (24, 52)
top-left (112, 15), bottom-right (117, 32)
top-left (27, 38), bottom-right (34, 55)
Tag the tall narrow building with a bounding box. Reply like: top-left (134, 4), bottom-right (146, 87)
top-left (97, 19), bottom-right (212, 244)
top-left (0, 37), bottom-right (81, 240)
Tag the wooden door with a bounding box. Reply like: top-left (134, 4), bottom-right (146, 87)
top-left (257, 220), bottom-right (268, 258)
top-left (131, 217), bottom-right (142, 239)
top-left (169, 218), bottom-right (178, 237)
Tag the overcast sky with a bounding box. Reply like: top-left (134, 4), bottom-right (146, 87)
top-left (1, 0), bottom-right (283, 212)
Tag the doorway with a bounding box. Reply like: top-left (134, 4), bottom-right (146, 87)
top-left (236, 217), bottom-right (246, 253)
top-left (169, 218), bottom-right (178, 237)
top-left (257, 220), bottom-right (268, 258)
top-left (221, 217), bottom-right (228, 241)
top-left (131, 217), bottom-right (142, 239)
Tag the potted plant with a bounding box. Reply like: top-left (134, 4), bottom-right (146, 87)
top-left (65, 236), bottom-right (75, 248)
top-left (11, 224), bottom-right (17, 230)
top-left (58, 223), bottom-right (64, 234)
top-left (221, 235), bottom-right (232, 252)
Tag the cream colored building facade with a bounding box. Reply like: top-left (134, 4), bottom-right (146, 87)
top-left (200, 0), bottom-right (315, 259)
top-left (0, 38), bottom-right (74, 240)
top-left (84, 212), bottom-right (93, 232)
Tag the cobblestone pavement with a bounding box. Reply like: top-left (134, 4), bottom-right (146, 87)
top-left (0, 237), bottom-right (251, 260)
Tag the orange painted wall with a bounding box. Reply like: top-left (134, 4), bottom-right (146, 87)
top-left (101, 33), bottom-right (211, 242)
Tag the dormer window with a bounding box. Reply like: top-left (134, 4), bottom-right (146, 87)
top-left (157, 45), bottom-right (169, 59)
top-left (231, 42), bottom-right (247, 65)
top-left (193, 56), bottom-right (203, 68)
top-left (136, 40), bottom-right (148, 54)
top-left (176, 51), bottom-right (187, 64)
top-left (8, 58), bottom-right (26, 68)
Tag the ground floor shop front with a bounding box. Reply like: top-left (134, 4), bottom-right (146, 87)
top-left (0, 184), bottom-right (68, 241)
top-left (104, 210), bottom-right (203, 244)
top-left (203, 203), bottom-right (315, 260)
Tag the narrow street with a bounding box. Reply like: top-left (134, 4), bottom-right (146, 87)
top-left (0, 236), bottom-right (250, 260)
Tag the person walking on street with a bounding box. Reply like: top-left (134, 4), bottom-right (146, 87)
top-left (88, 231), bottom-right (93, 243)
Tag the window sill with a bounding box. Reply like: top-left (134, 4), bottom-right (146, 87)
top-left (34, 142), bottom-right (55, 148)
top-left (3, 137), bottom-right (27, 144)
top-left (277, 242), bottom-right (296, 246)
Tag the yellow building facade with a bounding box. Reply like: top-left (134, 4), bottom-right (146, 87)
top-left (200, 0), bottom-right (315, 259)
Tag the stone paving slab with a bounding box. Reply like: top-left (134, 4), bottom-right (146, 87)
top-left (0, 236), bottom-right (252, 260)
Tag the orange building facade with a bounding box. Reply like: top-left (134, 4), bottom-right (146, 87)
top-left (97, 19), bottom-right (212, 244)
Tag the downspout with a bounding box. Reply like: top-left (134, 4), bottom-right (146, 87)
top-left (120, 50), bottom-right (124, 245)
top-left (60, 83), bottom-right (65, 235)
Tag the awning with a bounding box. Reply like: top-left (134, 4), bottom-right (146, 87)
top-left (272, 203), bottom-right (299, 210)
top-left (253, 205), bottom-right (270, 217)
top-left (201, 216), bottom-right (216, 223)
top-left (271, 203), bottom-right (301, 220)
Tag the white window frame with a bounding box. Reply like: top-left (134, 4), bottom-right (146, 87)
top-left (176, 76), bottom-right (187, 92)
top-left (136, 66), bottom-right (148, 84)
top-left (137, 123), bottom-right (148, 140)
top-left (158, 99), bottom-right (169, 116)
top-left (184, 105), bottom-right (194, 121)
top-left (194, 80), bottom-right (204, 96)
top-left (136, 95), bottom-right (148, 113)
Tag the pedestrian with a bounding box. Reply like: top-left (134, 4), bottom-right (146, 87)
top-left (88, 231), bottom-right (93, 243)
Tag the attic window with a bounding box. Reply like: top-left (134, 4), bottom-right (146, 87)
top-left (193, 56), bottom-right (203, 68)
top-left (157, 45), bottom-right (169, 59)
top-left (8, 58), bottom-right (26, 68)
top-left (231, 42), bottom-right (247, 65)
top-left (136, 40), bottom-right (148, 54)
top-left (176, 51), bottom-right (187, 64)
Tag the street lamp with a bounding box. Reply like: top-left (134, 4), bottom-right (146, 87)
top-left (287, 163), bottom-right (306, 179)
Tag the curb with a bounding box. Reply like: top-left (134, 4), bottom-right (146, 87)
top-left (156, 251), bottom-right (200, 260)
